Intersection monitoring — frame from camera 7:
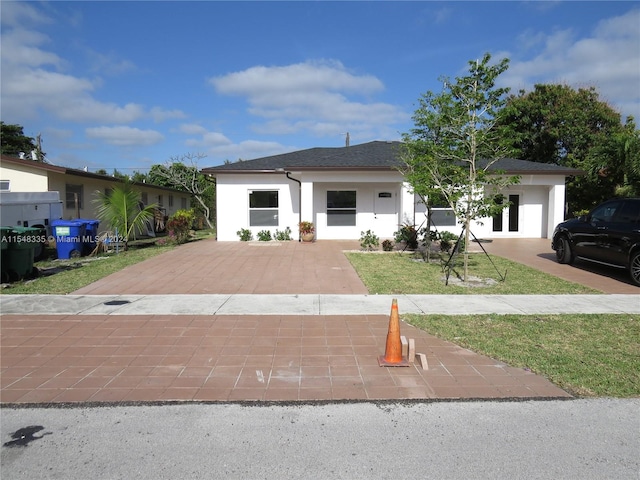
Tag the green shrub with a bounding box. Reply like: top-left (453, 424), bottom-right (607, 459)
top-left (237, 228), bottom-right (253, 241)
top-left (274, 227), bottom-right (292, 241)
top-left (438, 230), bottom-right (464, 252)
top-left (359, 230), bottom-right (380, 251)
top-left (166, 209), bottom-right (195, 244)
top-left (382, 239), bottom-right (394, 251)
top-left (257, 230), bottom-right (272, 241)
top-left (394, 223), bottom-right (418, 249)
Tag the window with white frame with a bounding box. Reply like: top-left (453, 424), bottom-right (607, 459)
top-left (168, 195), bottom-right (174, 207)
top-left (249, 190), bottom-right (278, 226)
top-left (327, 190), bottom-right (356, 226)
top-left (0, 180), bottom-right (10, 191)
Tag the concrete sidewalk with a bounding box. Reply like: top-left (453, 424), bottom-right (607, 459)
top-left (1, 293), bottom-right (639, 316)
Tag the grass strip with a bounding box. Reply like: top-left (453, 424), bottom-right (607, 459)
top-left (345, 251), bottom-right (599, 294)
top-left (404, 313), bottom-right (640, 397)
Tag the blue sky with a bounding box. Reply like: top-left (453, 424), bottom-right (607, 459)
top-left (1, 1), bottom-right (638, 173)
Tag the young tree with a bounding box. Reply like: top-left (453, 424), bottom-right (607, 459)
top-left (497, 84), bottom-right (629, 213)
top-left (148, 153), bottom-right (215, 229)
top-left (93, 182), bottom-right (157, 250)
top-left (401, 53), bottom-right (520, 281)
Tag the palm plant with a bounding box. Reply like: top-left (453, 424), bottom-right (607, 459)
top-left (93, 183), bottom-right (157, 250)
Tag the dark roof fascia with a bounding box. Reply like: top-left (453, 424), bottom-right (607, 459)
top-left (502, 168), bottom-right (583, 176)
top-left (204, 170), bottom-right (287, 174)
top-left (204, 164), bottom-right (583, 176)
top-left (204, 166), bottom-right (400, 175)
top-left (1, 154), bottom-right (188, 194)
top-left (1, 154), bottom-right (67, 174)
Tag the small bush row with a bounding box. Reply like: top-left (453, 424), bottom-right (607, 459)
top-left (237, 227), bottom-right (293, 242)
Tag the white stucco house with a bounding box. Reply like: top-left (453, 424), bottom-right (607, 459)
top-left (202, 141), bottom-right (581, 242)
top-left (0, 154), bottom-right (191, 231)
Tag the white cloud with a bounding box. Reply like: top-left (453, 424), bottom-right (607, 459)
top-left (179, 123), bottom-right (208, 135)
top-left (501, 9), bottom-right (640, 119)
top-left (150, 107), bottom-right (187, 123)
top-left (85, 126), bottom-right (164, 146)
top-left (0, 2), bottom-right (52, 27)
top-left (185, 131), bottom-right (232, 148)
top-left (0, 3), bottom-right (176, 126)
top-left (209, 60), bottom-right (407, 138)
top-left (85, 48), bottom-right (138, 76)
top-left (208, 140), bottom-right (297, 163)
top-left (178, 125), bottom-right (296, 163)
top-left (1, 29), bottom-right (62, 68)
top-left (211, 60), bottom-right (384, 97)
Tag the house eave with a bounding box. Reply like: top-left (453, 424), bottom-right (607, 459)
top-left (203, 166), bottom-right (399, 176)
top-left (501, 168), bottom-right (584, 176)
top-left (1, 154), bottom-right (189, 193)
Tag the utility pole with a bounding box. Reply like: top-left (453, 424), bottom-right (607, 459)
top-left (35, 133), bottom-right (44, 162)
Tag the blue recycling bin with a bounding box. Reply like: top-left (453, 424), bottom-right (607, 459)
top-left (75, 218), bottom-right (100, 254)
top-left (52, 220), bottom-right (86, 259)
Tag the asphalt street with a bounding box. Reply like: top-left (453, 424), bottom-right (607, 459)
top-left (1, 399), bottom-right (639, 480)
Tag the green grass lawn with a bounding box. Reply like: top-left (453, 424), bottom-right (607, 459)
top-left (345, 251), bottom-right (599, 294)
top-left (404, 313), bottom-right (640, 398)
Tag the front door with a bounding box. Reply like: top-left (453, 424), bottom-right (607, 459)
top-left (374, 190), bottom-right (398, 236)
top-left (493, 194), bottom-right (521, 234)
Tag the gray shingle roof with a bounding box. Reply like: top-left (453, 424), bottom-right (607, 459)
top-left (202, 141), bottom-right (583, 176)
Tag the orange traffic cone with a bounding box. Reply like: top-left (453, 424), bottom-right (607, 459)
top-left (378, 298), bottom-right (409, 367)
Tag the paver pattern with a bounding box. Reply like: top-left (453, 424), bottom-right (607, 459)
top-left (1, 314), bottom-right (568, 403)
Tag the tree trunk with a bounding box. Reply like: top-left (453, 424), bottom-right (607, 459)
top-left (463, 218), bottom-right (471, 282)
top-left (193, 194), bottom-right (214, 229)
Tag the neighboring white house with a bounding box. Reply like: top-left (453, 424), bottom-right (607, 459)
top-left (202, 141), bottom-right (581, 242)
top-left (0, 154), bottom-right (191, 231)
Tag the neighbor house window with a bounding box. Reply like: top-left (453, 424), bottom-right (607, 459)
top-left (141, 192), bottom-right (148, 204)
top-left (249, 190), bottom-right (278, 226)
top-left (181, 197), bottom-right (187, 209)
top-left (327, 190), bottom-right (356, 226)
top-left (65, 184), bottom-right (83, 209)
top-left (158, 194), bottom-right (163, 206)
top-left (0, 180), bottom-right (10, 191)
top-left (168, 195), bottom-right (174, 208)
